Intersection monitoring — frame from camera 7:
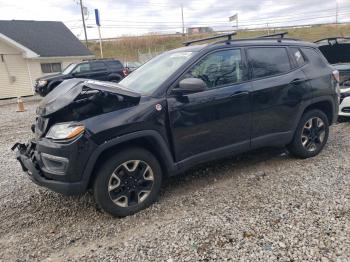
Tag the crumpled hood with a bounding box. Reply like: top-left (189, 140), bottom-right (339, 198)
top-left (316, 38), bottom-right (350, 64)
top-left (37, 79), bottom-right (141, 117)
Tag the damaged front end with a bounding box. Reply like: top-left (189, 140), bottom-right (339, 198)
top-left (12, 79), bottom-right (141, 195)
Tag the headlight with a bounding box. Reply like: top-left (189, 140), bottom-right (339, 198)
top-left (46, 123), bottom-right (85, 140)
top-left (37, 80), bottom-right (48, 87)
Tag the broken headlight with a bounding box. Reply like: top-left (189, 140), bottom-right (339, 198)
top-left (37, 80), bottom-right (48, 87)
top-left (46, 122), bottom-right (85, 140)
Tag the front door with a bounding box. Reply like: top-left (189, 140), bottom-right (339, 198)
top-left (167, 48), bottom-right (252, 162)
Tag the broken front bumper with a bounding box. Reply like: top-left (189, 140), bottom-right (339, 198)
top-left (12, 137), bottom-right (94, 196)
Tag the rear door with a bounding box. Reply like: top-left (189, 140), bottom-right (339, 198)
top-left (105, 60), bottom-right (124, 75)
top-left (88, 61), bottom-right (109, 80)
top-left (247, 46), bottom-right (309, 148)
top-left (167, 48), bottom-right (252, 161)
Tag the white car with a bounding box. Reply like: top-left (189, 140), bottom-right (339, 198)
top-left (334, 64), bottom-right (350, 119)
top-left (316, 37), bottom-right (350, 120)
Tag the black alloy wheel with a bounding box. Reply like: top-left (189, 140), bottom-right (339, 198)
top-left (288, 109), bottom-right (329, 159)
top-left (93, 148), bottom-right (162, 217)
top-left (300, 117), bottom-right (326, 152)
top-left (108, 160), bottom-right (154, 207)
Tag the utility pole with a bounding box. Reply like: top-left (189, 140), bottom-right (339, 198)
top-left (181, 4), bottom-right (185, 36)
top-left (336, 0), bottom-right (339, 24)
top-left (79, 0), bottom-right (88, 47)
top-left (266, 23), bottom-right (270, 35)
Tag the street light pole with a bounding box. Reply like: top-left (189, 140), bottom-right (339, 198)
top-left (80, 0), bottom-right (88, 47)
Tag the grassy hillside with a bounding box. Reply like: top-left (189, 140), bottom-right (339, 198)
top-left (88, 24), bottom-right (350, 61)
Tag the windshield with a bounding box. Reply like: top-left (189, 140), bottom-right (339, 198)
top-left (119, 51), bottom-right (195, 95)
top-left (62, 63), bottom-right (77, 75)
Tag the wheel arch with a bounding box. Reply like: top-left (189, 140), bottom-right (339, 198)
top-left (289, 97), bottom-right (336, 143)
top-left (83, 131), bottom-right (176, 189)
top-left (301, 98), bottom-right (335, 125)
top-left (108, 73), bottom-right (123, 82)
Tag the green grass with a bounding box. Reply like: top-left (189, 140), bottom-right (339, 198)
top-left (88, 24), bottom-right (350, 61)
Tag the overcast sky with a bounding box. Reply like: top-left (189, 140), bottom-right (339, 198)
top-left (0, 0), bottom-right (349, 39)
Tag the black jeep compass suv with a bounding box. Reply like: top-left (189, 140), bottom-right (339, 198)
top-left (13, 33), bottom-right (339, 217)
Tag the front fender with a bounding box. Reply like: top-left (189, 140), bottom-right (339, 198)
top-left (80, 130), bottom-right (176, 190)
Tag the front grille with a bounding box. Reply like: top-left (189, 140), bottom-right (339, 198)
top-left (342, 107), bottom-right (350, 113)
top-left (340, 92), bottom-right (350, 105)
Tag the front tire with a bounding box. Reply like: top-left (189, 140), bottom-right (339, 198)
top-left (93, 148), bottom-right (162, 217)
top-left (288, 109), bottom-right (329, 159)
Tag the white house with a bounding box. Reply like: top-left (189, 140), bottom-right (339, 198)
top-left (0, 20), bottom-right (94, 99)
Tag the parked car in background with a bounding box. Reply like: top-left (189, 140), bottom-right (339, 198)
top-left (316, 37), bottom-right (350, 120)
top-left (123, 61), bottom-right (142, 76)
top-left (14, 33), bottom-right (339, 217)
top-left (34, 59), bottom-right (127, 96)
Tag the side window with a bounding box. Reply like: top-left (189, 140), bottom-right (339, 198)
top-left (183, 49), bottom-right (247, 89)
top-left (290, 47), bottom-right (306, 67)
top-left (91, 61), bottom-right (107, 71)
top-left (247, 47), bottom-right (291, 79)
top-left (105, 60), bottom-right (123, 70)
top-left (72, 63), bottom-right (90, 73)
top-left (300, 48), bottom-right (329, 68)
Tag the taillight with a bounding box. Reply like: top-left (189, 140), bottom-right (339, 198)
top-left (332, 70), bottom-right (340, 83)
top-left (123, 68), bottom-right (129, 77)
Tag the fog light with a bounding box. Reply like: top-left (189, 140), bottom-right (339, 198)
top-left (41, 153), bottom-right (68, 175)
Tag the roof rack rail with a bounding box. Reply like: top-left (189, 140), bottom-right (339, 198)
top-left (258, 32), bottom-right (288, 39)
top-left (314, 37), bottom-right (350, 44)
top-left (183, 32), bottom-right (237, 46)
top-left (82, 58), bottom-right (115, 62)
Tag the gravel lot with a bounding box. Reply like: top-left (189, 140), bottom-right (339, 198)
top-left (1, 101), bottom-right (350, 261)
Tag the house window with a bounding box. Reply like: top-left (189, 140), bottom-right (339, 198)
top-left (41, 63), bottom-right (62, 73)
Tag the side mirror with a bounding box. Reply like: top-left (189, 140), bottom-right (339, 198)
top-left (174, 78), bottom-right (207, 95)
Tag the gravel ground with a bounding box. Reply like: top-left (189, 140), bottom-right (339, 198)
top-left (1, 102), bottom-right (350, 261)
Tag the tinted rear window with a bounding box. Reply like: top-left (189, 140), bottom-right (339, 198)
top-left (91, 61), bottom-right (107, 70)
top-left (290, 47), bottom-right (306, 67)
top-left (301, 48), bottom-right (329, 68)
top-left (247, 47), bottom-right (291, 78)
top-left (105, 60), bottom-right (123, 70)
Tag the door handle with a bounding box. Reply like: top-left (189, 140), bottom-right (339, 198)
top-left (230, 91), bottom-right (249, 98)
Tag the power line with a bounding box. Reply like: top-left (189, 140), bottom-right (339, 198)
top-left (69, 10), bottom-right (350, 29)
top-left (65, 4), bottom-right (350, 26)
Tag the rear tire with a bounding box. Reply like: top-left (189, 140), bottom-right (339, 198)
top-left (288, 109), bottom-right (329, 159)
top-left (93, 148), bottom-right (162, 217)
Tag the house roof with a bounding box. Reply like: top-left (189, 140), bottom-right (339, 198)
top-left (0, 20), bottom-right (93, 57)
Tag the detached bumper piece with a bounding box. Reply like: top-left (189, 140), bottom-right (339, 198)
top-left (12, 141), bottom-right (85, 196)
